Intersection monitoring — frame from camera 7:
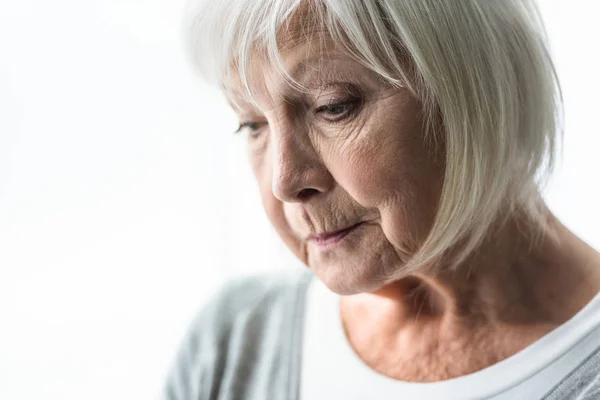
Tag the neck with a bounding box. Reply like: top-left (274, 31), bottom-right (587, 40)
top-left (340, 212), bottom-right (600, 381)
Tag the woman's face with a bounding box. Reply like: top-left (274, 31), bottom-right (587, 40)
top-left (229, 38), bottom-right (444, 295)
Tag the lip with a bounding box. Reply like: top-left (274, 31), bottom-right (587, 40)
top-left (307, 222), bottom-right (365, 248)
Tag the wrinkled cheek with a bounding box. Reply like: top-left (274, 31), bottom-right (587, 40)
top-left (377, 177), bottom-right (438, 259)
top-left (342, 161), bottom-right (423, 255)
top-left (379, 201), bottom-right (421, 257)
top-left (261, 190), bottom-right (306, 263)
top-left (328, 136), bottom-right (405, 207)
top-left (348, 170), bottom-right (398, 207)
top-left (252, 156), bottom-right (306, 263)
top-left (337, 154), bottom-right (408, 212)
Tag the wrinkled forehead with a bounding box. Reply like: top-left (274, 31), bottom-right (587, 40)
top-left (221, 3), bottom-right (346, 113)
top-left (222, 40), bottom-right (344, 113)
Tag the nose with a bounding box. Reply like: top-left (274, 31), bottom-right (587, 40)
top-left (270, 121), bottom-right (334, 203)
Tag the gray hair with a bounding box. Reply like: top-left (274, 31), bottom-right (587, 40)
top-left (185, 0), bottom-right (562, 273)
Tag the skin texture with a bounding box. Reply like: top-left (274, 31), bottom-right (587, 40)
top-left (226, 37), bottom-right (600, 381)
top-left (230, 41), bottom-right (443, 295)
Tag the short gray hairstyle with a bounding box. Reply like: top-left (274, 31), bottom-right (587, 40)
top-left (185, 0), bottom-right (562, 273)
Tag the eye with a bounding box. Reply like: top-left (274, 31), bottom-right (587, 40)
top-left (315, 99), bottom-right (360, 122)
top-left (234, 121), bottom-right (266, 138)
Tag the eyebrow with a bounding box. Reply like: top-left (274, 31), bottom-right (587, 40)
top-left (227, 52), bottom-right (366, 111)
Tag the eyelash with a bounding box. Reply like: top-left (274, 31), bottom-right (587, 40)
top-left (234, 98), bottom-right (361, 136)
top-left (234, 121), bottom-right (264, 136)
top-left (315, 99), bottom-right (361, 121)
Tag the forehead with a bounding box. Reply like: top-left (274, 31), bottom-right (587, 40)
top-left (224, 37), bottom-right (363, 113)
top-left (222, 0), bottom-right (389, 113)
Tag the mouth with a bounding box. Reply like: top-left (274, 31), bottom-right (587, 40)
top-left (307, 222), bottom-right (365, 248)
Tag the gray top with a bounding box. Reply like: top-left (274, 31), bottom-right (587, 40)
top-left (163, 269), bottom-right (600, 400)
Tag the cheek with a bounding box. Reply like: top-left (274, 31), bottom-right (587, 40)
top-left (348, 144), bottom-right (424, 251)
top-left (325, 120), bottom-right (440, 252)
top-left (323, 96), bottom-right (423, 206)
top-left (249, 147), bottom-right (280, 229)
top-left (249, 147), bottom-right (307, 262)
top-left (329, 124), bottom-right (417, 211)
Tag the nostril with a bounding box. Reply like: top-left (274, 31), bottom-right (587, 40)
top-left (297, 188), bottom-right (319, 200)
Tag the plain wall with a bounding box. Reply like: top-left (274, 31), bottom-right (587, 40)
top-left (0, 1), bottom-right (598, 399)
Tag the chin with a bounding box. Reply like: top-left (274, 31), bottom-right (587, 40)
top-left (309, 259), bottom-right (391, 296)
top-left (304, 227), bottom-right (404, 295)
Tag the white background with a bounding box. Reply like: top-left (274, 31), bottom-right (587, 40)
top-left (0, 1), bottom-right (598, 399)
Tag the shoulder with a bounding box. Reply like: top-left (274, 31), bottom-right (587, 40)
top-left (163, 267), bottom-right (313, 400)
top-left (199, 267), bottom-right (312, 333)
top-left (184, 266), bottom-right (312, 350)
top-left (215, 267), bottom-right (311, 312)
top-left (545, 346), bottom-right (600, 400)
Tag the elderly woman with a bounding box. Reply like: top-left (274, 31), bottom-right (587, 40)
top-left (165, 0), bottom-right (600, 399)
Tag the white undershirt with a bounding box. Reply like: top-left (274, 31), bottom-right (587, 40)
top-left (300, 277), bottom-right (600, 400)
